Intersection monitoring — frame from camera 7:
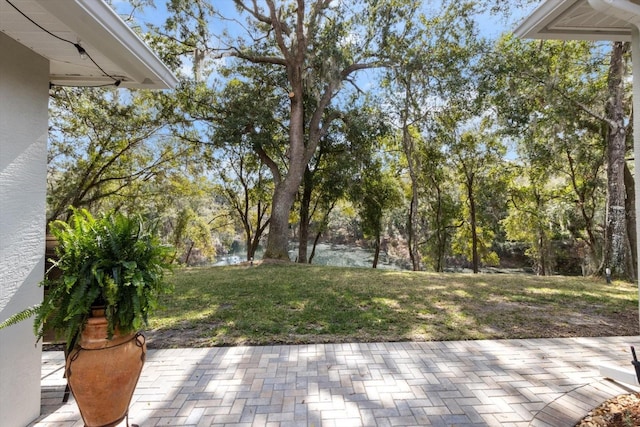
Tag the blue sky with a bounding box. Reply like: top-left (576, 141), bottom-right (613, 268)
top-left (114, 1), bottom-right (538, 42)
top-left (112, 0), bottom-right (539, 107)
top-left (115, 0), bottom-right (239, 30)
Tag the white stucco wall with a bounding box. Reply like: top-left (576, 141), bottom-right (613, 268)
top-left (0, 32), bottom-right (49, 427)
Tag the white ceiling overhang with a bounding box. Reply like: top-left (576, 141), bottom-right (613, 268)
top-left (515, 0), bottom-right (640, 42)
top-left (0, 0), bottom-right (178, 89)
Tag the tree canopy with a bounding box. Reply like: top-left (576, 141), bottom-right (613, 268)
top-left (44, 0), bottom-right (635, 278)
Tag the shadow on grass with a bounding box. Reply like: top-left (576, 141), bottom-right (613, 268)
top-left (31, 264), bottom-right (639, 426)
top-left (146, 264), bottom-right (638, 349)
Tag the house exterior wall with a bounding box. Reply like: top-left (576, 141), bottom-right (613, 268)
top-left (0, 31), bottom-right (49, 427)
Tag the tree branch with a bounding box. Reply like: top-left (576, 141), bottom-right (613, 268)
top-left (265, 0), bottom-right (292, 61)
top-left (224, 48), bottom-right (287, 66)
top-left (234, 0), bottom-right (291, 36)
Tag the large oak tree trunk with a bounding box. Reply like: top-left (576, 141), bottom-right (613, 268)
top-left (602, 42), bottom-right (630, 280)
top-left (263, 88), bottom-right (307, 261)
top-left (408, 186), bottom-right (420, 271)
top-left (264, 183), bottom-right (297, 260)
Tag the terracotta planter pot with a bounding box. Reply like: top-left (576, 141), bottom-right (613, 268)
top-left (65, 308), bottom-right (146, 427)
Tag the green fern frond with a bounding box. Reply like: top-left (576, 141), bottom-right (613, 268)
top-left (0, 305), bottom-right (41, 330)
top-left (37, 208), bottom-right (173, 349)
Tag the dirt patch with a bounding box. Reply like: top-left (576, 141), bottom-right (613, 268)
top-left (476, 300), bottom-right (638, 340)
top-left (144, 327), bottom-right (216, 348)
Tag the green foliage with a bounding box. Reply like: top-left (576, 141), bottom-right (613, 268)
top-left (451, 223), bottom-right (500, 266)
top-left (351, 160), bottom-right (403, 243)
top-left (480, 35), bottom-right (611, 273)
top-left (47, 87), bottom-right (203, 224)
top-left (0, 306), bottom-right (41, 330)
top-left (38, 1), bottom-right (621, 273)
top-left (445, 126), bottom-right (507, 270)
top-left (502, 168), bottom-right (557, 274)
top-left (36, 209), bottom-right (173, 349)
top-left (172, 207), bottom-right (216, 264)
top-left (418, 135), bottom-right (460, 271)
top-left (158, 0), bottom-right (423, 260)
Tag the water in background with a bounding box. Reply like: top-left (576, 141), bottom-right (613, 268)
top-left (215, 242), bottom-right (408, 270)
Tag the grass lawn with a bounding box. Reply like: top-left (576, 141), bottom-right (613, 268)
top-left (145, 262), bottom-right (639, 348)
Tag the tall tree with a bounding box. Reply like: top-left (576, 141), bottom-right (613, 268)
top-left (448, 127), bottom-right (505, 273)
top-left (351, 160), bottom-right (402, 268)
top-left (296, 105), bottom-right (382, 263)
top-left (162, 0), bottom-right (419, 260)
top-left (503, 166), bottom-right (556, 275)
top-left (419, 136), bottom-right (460, 272)
top-left (213, 144), bottom-right (272, 262)
top-left (482, 36), bottom-right (631, 278)
top-left (201, 77), bottom-right (282, 261)
top-left (602, 42), bottom-right (633, 280)
top-left (381, 1), bottom-right (485, 270)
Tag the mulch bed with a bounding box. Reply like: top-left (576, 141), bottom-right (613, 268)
top-left (576, 393), bottom-right (640, 427)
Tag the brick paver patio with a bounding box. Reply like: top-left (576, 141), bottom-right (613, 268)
top-left (30, 336), bottom-right (640, 426)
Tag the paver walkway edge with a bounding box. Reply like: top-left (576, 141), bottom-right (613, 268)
top-left (31, 336), bottom-right (640, 427)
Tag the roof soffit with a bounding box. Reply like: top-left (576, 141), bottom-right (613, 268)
top-left (0, 0), bottom-right (177, 89)
top-left (515, 0), bottom-right (640, 41)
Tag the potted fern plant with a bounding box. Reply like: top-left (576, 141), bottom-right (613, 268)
top-left (1, 208), bottom-right (173, 427)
